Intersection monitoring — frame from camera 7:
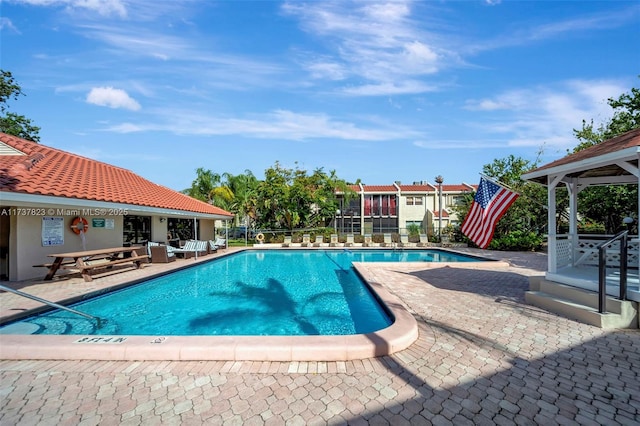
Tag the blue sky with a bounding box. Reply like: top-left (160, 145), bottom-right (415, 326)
top-left (1, 0), bottom-right (639, 192)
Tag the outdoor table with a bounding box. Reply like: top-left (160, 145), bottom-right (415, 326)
top-left (43, 247), bottom-right (147, 282)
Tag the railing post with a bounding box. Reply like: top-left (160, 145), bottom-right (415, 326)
top-left (597, 230), bottom-right (629, 313)
top-left (598, 245), bottom-right (607, 314)
top-left (620, 232), bottom-right (628, 301)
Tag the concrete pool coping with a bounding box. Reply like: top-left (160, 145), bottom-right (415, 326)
top-left (0, 249), bottom-right (508, 361)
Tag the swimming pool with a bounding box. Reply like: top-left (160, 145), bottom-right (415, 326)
top-left (334, 249), bottom-right (480, 263)
top-left (0, 248), bottom-right (501, 361)
top-left (0, 249), bottom-right (479, 337)
top-left (2, 250), bottom-right (396, 336)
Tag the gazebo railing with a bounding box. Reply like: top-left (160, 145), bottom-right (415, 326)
top-left (598, 231), bottom-right (628, 313)
top-left (556, 234), bottom-right (640, 268)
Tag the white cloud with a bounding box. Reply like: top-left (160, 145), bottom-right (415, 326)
top-left (0, 17), bottom-right (20, 33)
top-left (86, 87), bottom-right (141, 110)
top-left (283, 1), bottom-right (448, 96)
top-left (103, 108), bottom-right (419, 142)
top-left (462, 79), bottom-right (628, 149)
top-left (342, 80), bottom-right (437, 96)
top-left (15, 0), bottom-right (127, 17)
top-left (466, 4), bottom-right (640, 54)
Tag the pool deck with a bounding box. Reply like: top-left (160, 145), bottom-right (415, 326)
top-left (2, 247), bottom-right (639, 424)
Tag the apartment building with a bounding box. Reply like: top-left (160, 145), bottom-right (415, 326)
top-left (333, 181), bottom-right (477, 235)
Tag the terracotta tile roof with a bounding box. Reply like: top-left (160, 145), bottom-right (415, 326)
top-left (398, 184), bottom-right (434, 192)
top-left (341, 183), bottom-right (478, 194)
top-left (361, 185), bottom-right (397, 192)
top-left (0, 133), bottom-right (233, 217)
top-left (442, 184), bottom-right (476, 192)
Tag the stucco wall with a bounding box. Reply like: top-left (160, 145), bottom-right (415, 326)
top-left (199, 219), bottom-right (215, 241)
top-left (13, 214), bottom-right (124, 281)
top-left (8, 213), bottom-right (221, 281)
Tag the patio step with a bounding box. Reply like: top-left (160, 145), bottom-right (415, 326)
top-left (526, 277), bottom-right (638, 329)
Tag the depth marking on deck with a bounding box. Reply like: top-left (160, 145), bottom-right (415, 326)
top-left (74, 336), bottom-right (128, 344)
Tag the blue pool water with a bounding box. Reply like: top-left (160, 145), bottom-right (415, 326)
top-left (1, 249), bottom-right (480, 336)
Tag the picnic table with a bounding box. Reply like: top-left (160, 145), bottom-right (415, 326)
top-left (40, 247), bottom-right (148, 282)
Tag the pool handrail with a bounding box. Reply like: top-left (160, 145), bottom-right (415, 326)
top-left (0, 284), bottom-right (103, 327)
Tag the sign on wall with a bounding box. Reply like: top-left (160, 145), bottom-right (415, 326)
top-left (92, 218), bottom-right (105, 228)
top-left (42, 216), bottom-right (64, 246)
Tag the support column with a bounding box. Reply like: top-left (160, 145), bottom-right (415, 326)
top-left (567, 178), bottom-right (579, 266)
top-left (547, 174), bottom-right (565, 274)
top-left (548, 181), bottom-right (557, 274)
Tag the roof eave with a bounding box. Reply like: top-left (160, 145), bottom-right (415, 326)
top-left (0, 192), bottom-right (234, 220)
top-left (522, 146), bottom-right (640, 185)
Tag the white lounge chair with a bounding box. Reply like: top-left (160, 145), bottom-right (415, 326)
top-left (345, 234), bottom-right (355, 247)
top-left (210, 237), bottom-right (226, 251)
top-left (399, 233), bottom-right (411, 247)
top-left (330, 234), bottom-right (339, 247)
top-left (282, 236), bottom-right (292, 247)
top-left (417, 234), bottom-right (430, 247)
top-left (383, 233), bottom-right (393, 247)
top-left (363, 233), bottom-right (373, 247)
top-left (173, 240), bottom-right (207, 258)
top-left (302, 234), bottom-right (311, 247)
top-left (312, 235), bottom-right (324, 247)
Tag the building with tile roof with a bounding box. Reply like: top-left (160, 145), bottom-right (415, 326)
top-left (0, 133), bottom-right (233, 281)
top-left (333, 181), bottom-right (477, 237)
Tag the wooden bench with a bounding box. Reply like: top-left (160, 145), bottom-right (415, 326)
top-left (74, 255), bottom-right (149, 282)
top-left (42, 247), bottom-right (149, 281)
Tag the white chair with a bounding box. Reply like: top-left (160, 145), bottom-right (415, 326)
top-left (345, 234), bottom-right (355, 247)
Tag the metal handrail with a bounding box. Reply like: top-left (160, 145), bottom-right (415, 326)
top-left (0, 284), bottom-right (103, 327)
top-left (597, 230), bottom-right (628, 313)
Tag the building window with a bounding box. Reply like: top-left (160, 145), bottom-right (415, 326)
top-left (453, 195), bottom-right (466, 205)
top-left (407, 196), bottom-right (422, 206)
top-left (366, 195), bottom-right (397, 216)
top-left (168, 218), bottom-right (199, 241)
top-left (123, 215), bottom-right (151, 245)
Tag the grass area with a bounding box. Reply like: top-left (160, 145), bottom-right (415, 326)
top-left (227, 239), bottom-right (254, 247)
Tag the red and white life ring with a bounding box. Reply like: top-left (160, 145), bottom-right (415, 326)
top-left (71, 217), bottom-right (89, 234)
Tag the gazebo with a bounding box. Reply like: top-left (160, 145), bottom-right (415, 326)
top-left (522, 128), bottom-right (640, 328)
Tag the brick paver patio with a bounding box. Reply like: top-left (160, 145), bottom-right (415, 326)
top-left (1, 248), bottom-right (639, 425)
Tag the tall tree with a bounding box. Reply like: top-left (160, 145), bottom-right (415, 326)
top-left (450, 154), bottom-right (548, 248)
top-left (223, 171), bottom-right (259, 227)
top-left (573, 83), bottom-right (640, 233)
top-left (0, 70), bottom-right (40, 142)
top-left (254, 162), bottom-right (353, 230)
top-left (182, 168), bottom-right (221, 204)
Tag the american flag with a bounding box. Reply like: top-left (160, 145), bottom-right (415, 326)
top-left (461, 177), bottom-right (519, 249)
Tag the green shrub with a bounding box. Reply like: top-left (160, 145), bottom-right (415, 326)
top-left (488, 230), bottom-right (544, 251)
top-left (406, 223), bottom-right (421, 237)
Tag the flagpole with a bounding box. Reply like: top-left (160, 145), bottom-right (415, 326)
top-left (478, 173), bottom-right (564, 221)
top-left (478, 173), bottom-right (521, 195)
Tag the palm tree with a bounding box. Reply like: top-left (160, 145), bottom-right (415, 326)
top-left (183, 168), bottom-right (221, 204)
top-left (224, 171), bottom-right (259, 227)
